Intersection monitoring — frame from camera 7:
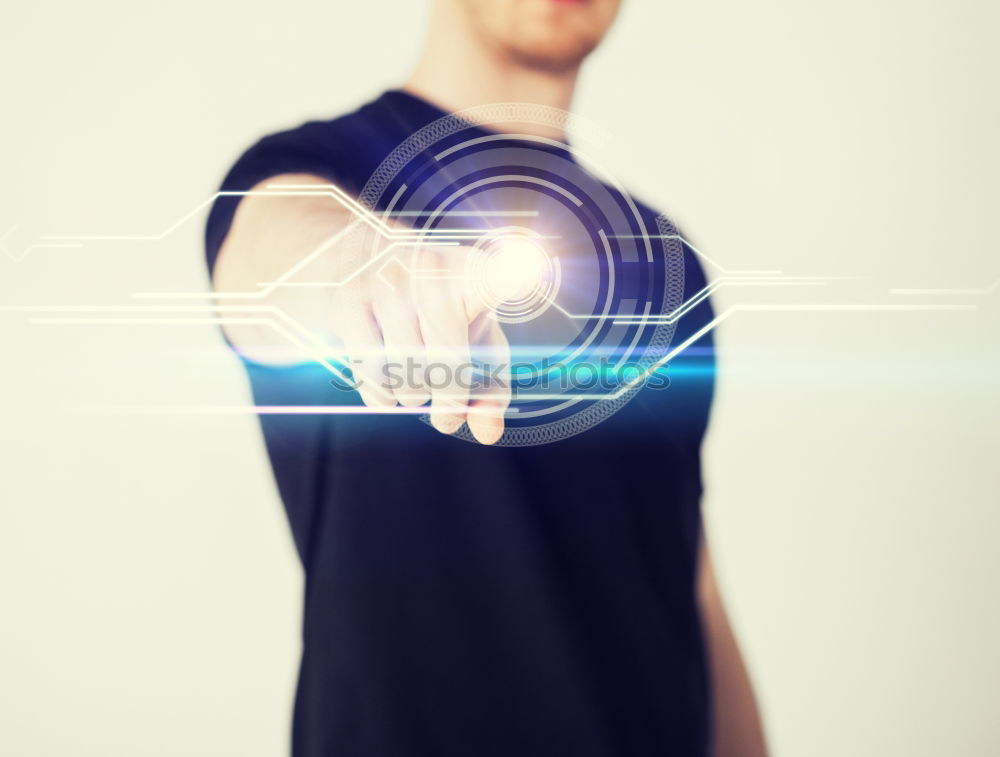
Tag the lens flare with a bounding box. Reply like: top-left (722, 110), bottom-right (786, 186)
top-left (484, 237), bottom-right (548, 302)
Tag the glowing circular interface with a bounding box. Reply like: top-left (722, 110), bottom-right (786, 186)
top-left (343, 102), bottom-right (686, 446)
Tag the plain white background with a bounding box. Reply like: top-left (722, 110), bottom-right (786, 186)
top-left (2, 1), bottom-right (998, 755)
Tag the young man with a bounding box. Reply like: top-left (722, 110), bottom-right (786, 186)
top-left (207, 1), bottom-right (767, 755)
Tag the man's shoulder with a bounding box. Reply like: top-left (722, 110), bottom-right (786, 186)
top-left (206, 93), bottom-right (398, 265)
top-left (255, 96), bottom-right (389, 150)
top-left (219, 93), bottom-right (402, 197)
top-left (246, 97), bottom-right (378, 158)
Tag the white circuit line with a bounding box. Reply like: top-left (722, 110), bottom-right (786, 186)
top-left (16, 304), bottom-right (351, 383)
top-left (41, 187), bottom-right (491, 243)
top-left (61, 300), bottom-right (977, 414)
top-left (18, 301), bottom-right (976, 409)
top-left (542, 277), bottom-right (830, 324)
top-left (10, 179), bottom-right (992, 411)
top-left (606, 302), bottom-right (977, 399)
top-left (606, 234), bottom-right (782, 277)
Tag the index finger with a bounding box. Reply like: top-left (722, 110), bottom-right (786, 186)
top-left (414, 249), bottom-right (473, 435)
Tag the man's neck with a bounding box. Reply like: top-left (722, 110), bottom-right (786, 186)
top-left (403, 9), bottom-right (579, 139)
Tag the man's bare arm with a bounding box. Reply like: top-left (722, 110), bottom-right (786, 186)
top-left (211, 173), bottom-right (511, 444)
top-left (212, 173), bottom-right (351, 365)
top-left (698, 535), bottom-right (769, 757)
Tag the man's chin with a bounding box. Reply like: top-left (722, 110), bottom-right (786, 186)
top-left (508, 39), bottom-right (597, 74)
